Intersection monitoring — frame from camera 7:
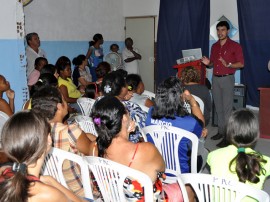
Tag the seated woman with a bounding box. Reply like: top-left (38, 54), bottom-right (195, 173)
top-left (31, 86), bottom-right (96, 197)
top-left (89, 96), bottom-right (183, 201)
top-left (101, 71), bottom-right (147, 143)
top-left (72, 54), bottom-right (92, 91)
top-left (28, 57), bottom-right (48, 88)
top-left (84, 83), bottom-right (100, 99)
top-left (0, 75), bottom-right (14, 116)
top-left (0, 110), bottom-right (86, 202)
top-left (40, 64), bottom-right (59, 79)
top-left (126, 74), bottom-right (154, 108)
top-left (95, 61), bottom-right (111, 85)
top-left (207, 109), bottom-right (270, 192)
top-left (180, 66), bottom-right (212, 126)
top-left (56, 56), bottom-right (82, 112)
top-left (23, 73), bottom-right (58, 110)
top-left (145, 77), bottom-right (206, 174)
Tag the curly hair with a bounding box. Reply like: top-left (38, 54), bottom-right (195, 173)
top-left (180, 66), bottom-right (201, 84)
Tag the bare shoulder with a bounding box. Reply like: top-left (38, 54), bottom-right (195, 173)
top-left (29, 182), bottom-right (69, 202)
top-left (136, 142), bottom-right (162, 160)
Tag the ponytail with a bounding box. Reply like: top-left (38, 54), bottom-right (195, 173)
top-left (0, 163), bottom-right (30, 202)
top-left (229, 148), bottom-right (267, 183)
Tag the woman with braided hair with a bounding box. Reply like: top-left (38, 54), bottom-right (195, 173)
top-left (0, 110), bottom-right (87, 202)
top-left (207, 109), bottom-right (270, 190)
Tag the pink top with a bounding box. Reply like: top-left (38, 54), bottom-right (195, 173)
top-left (27, 69), bottom-right (40, 86)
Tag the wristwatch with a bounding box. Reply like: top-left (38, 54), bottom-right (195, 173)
top-left (227, 63), bottom-right (232, 68)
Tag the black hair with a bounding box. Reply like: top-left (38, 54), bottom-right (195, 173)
top-left (216, 21), bottom-right (230, 30)
top-left (85, 83), bottom-right (99, 99)
top-left (34, 57), bottom-right (47, 67)
top-left (101, 71), bottom-right (126, 96)
top-left (55, 56), bottom-right (71, 74)
top-left (31, 86), bottom-right (63, 120)
top-left (110, 43), bottom-right (119, 51)
top-left (126, 74), bottom-right (142, 91)
top-left (228, 109), bottom-right (267, 184)
top-left (40, 64), bottom-right (57, 76)
top-left (152, 77), bottom-right (188, 119)
top-left (96, 62), bottom-right (111, 79)
top-left (72, 54), bottom-right (86, 66)
top-left (91, 96), bottom-right (126, 157)
top-left (29, 73), bottom-right (58, 97)
top-left (114, 69), bottom-right (128, 79)
top-left (89, 33), bottom-right (103, 47)
top-left (26, 32), bottom-right (38, 45)
top-left (0, 110), bottom-right (50, 202)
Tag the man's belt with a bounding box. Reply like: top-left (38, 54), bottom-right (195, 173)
top-left (214, 74), bottom-right (234, 77)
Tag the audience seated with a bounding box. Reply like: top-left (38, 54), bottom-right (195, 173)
top-left (23, 73), bottom-right (58, 110)
top-left (89, 96), bottom-right (183, 201)
top-left (95, 61), bottom-right (111, 85)
top-left (40, 64), bottom-right (59, 79)
top-left (72, 54), bottom-right (92, 91)
top-left (207, 109), bottom-right (270, 192)
top-left (0, 75), bottom-right (14, 116)
top-left (126, 74), bottom-right (154, 108)
top-left (31, 86), bottom-right (96, 196)
top-left (84, 83), bottom-right (100, 99)
top-left (28, 57), bottom-right (48, 88)
top-left (55, 56), bottom-right (82, 112)
top-left (101, 71), bottom-right (147, 143)
top-left (145, 77), bottom-right (207, 173)
top-left (0, 110), bottom-right (86, 202)
top-left (180, 66), bottom-right (212, 126)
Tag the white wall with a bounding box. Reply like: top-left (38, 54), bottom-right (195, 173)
top-left (123, 0), bottom-right (160, 17)
top-left (24, 0), bottom-right (125, 41)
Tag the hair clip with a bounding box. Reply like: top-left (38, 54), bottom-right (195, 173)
top-left (12, 162), bottom-right (27, 174)
top-left (237, 147), bottom-right (245, 153)
top-left (38, 79), bottom-right (43, 83)
top-left (93, 117), bottom-right (101, 126)
top-left (104, 85), bottom-right (112, 93)
top-left (127, 85), bottom-right (133, 91)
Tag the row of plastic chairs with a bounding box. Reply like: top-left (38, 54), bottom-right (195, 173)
top-left (42, 147), bottom-right (270, 202)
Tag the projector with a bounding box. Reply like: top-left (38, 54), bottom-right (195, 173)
top-left (176, 55), bottom-right (196, 64)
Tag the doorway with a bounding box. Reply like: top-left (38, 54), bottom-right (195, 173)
top-left (125, 16), bottom-right (156, 92)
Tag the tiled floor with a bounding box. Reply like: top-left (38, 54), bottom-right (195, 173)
top-left (203, 116), bottom-right (270, 195)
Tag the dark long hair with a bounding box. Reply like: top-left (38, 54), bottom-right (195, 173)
top-left (0, 110), bottom-right (50, 202)
top-left (32, 86), bottom-right (63, 120)
top-left (89, 33), bottom-right (103, 47)
top-left (101, 71), bottom-right (126, 96)
top-left (91, 96), bottom-right (126, 157)
top-left (228, 109), bottom-right (267, 183)
top-left (152, 77), bottom-right (188, 119)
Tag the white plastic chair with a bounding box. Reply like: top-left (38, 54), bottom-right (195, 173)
top-left (0, 111), bottom-right (9, 148)
top-left (184, 94), bottom-right (204, 114)
top-left (141, 125), bottom-right (198, 183)
top-left (138, 104), bottom-right (149, 113)
top-left (75, 115), bottom-right (98, 137)
top-left (42, 147), bottom-right (93, 199)
top-left (142, 90), bottom-right (155, 99)
top-left (84, 156), bottom-right (154, 202)
top-left (77, 97), bottom-right (95, 116)
top-left (179, 173), bottom-right (270, 202)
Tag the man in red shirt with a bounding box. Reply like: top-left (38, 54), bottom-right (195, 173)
top-left (201, 21), bottom-right (244, 147)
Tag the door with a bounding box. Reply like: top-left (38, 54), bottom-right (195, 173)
top-left (125, 17), bottom-right (155, 92)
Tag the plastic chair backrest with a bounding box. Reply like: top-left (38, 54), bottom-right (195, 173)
top-left (142, 90), bottom-right (155, 99)
top-left (41, 147), bottom-right (93, 199)
top-left (180, 173), bottom-right (270, 202)
top-left (84, 156), bottom-right (154, 202)
top-left (77, 97), bottom-right (95, 116)
top-left (184, 94), bottom-right (204, 114)
top-left (75, 115), bottom-right (98, 136)
top-left (138, 104), bottom-right (149, 113)
top-left (141, 125), bottom-right (198, 183)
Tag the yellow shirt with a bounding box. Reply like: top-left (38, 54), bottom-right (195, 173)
top-left (58, 77), bottom-right (81, 98)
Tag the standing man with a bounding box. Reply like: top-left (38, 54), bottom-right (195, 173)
top-left (25, 32), bottom-right (46, 78)
top-left (122, 37), bottom-right (142, 74)
top-left (201, 21), bottom-right (244, 147)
